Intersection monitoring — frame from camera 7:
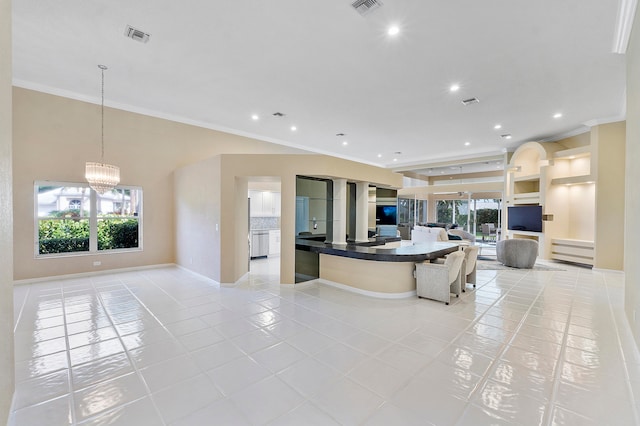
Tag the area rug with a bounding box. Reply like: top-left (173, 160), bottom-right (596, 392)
top-left (477, 259), bottom-right (565, 271)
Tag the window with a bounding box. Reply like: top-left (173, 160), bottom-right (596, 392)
top-left (68, 199), bottom-right (82, 210)
top-left (36, 182), bottom-right (142, 256)
top-left (398, 198), bottom-right (428, 225)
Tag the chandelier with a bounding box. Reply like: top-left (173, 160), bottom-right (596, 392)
top-left (85, 64), bottom-right (120, 194)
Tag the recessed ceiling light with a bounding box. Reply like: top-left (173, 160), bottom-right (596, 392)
top-left (251, 114), bottom-right (259, 121)
top-left (342, 141), bottom-right (348, 146)
top-left (450, 84), bottom-right (460, 92)
top-left (441, 171), bottom-right (445, 174)
top-left (569, 155), bottom-right (576, 159)
top-left (387, 25), bottom-right (400, 36)
top-left (290, 126), bottom-right (297, 131)
top-left (553, 113), bottom-right (563, 119)
top-left (377, 153), bottom-right (382, 158)
top-left (494, 124), bottom-right (502, 130)
top-left (464, 141), bottom-right (471, 146)
top-left (501, 134), bottom-right (512, 140)
top-left (393, 158), bottom-right (398, 162)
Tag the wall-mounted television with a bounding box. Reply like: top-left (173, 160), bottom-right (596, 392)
top-left (507, 205), bottom-right (542, 232)
top-left (376, 205), bottom-right (397, 225)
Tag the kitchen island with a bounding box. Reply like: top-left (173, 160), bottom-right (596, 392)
top-left (295, 236), bottom-right (459, 297)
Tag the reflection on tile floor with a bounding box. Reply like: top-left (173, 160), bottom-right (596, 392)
top-left (9, 257), bottom-right (640, 425)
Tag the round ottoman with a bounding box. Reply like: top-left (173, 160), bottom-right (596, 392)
top-left (496, 239), bottom-right (539, 268)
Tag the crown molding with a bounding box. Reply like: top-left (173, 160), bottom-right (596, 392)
top-left (613, 0), bottom-right (638, 54)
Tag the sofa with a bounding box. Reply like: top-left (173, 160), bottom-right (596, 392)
top-left (448, 229), bottom-right (476, 243)
top-left (411, 225), bottom-right (449, 244)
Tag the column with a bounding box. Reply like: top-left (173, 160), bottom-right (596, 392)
top-left (355, 181), bottom-right (369, 242)
top-left (332, 178), bottom-right (347, 245)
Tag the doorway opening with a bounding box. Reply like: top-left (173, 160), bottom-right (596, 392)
top-left (248, 178), bottom-right (281, 281)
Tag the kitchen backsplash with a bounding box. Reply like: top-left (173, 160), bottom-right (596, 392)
top-left (250, 217), bottom-right (280, 230)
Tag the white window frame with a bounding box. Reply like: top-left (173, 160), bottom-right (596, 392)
top-left (34, 181), bottom-right (143, 258)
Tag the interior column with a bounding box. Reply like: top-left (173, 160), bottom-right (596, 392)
top-left (355, 181), bottom-right (369, 242)
top-left (332, 178), bottom-right (347, 245)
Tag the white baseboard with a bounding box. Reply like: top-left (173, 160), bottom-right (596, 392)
top-left (291, 280), bottom-right (318, 289)
top-left (317, 278), bottom-right (416, 299)
top-left (174, 264), bottom-right (221, 285)
top-left (13, 263), bottom-right (176, 286)
top-left (592, 267), bottom-right (625, 274)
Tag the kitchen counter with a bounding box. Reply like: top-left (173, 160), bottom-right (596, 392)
top-left (295, 235), bottom-right (457, 262)
top-left (295, 235), bottom-right (460, 297)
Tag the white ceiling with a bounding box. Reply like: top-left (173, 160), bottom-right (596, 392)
top-left (12, 0), bottom-right (627, 174)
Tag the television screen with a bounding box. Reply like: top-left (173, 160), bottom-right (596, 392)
top-left (376, 205), bottom-right (397, 225)
top-left (507, 205), bottom-right (542, 232)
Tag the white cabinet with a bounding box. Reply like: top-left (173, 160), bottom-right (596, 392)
top-left (249, 190), bottom-right (262, 217)
top-left (550, 238), bottom-right (594, 265)
top-left (248, 191), bottom-right (281, 217)
top-left (272, 192), bottom-right (281, 216)
top-left (269, 230), bottom-right (280, 255)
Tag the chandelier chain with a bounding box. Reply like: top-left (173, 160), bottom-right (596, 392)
top-left (101, 65), bottom-right (105, 163)
top-left (85, 64), bottom-right (120, 195)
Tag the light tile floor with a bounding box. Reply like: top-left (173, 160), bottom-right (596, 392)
top-left (9, 257), bottom-right (640, 425)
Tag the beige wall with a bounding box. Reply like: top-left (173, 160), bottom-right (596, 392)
top-left (175, 154), bottom-right (403, 284)
top-left (0, 0), bottom-right (14, 420)
top-left (626, 7), bottom-right (640, 347)
top-left (12, 88), bottom-right (306, 281)
top-left (593, 121), bottom-right (626, 270)
top-left (174, 156), bottom-right (222, 280)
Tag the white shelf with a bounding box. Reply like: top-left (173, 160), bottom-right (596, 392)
top-left (554, 146), bottom-right (591, 160)
top-left (514, 174), bottom-right (540, 182)
top-left (550, 174), bottom-right (595, 186)
top-left (512, 192), bottom-right (540, 204)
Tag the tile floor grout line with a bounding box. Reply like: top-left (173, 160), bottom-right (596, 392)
top-left (60, 283), bottom-right (79, 426)
top-left (89, 277), bottom-right (169, 426)
top-left (363, 268), bottom-right (521, 424)
top-left (452, 268), bottom-right (552, 425)
top-left (542, 269), bottom-right (579, 426)
top-left (603, 269), bottom-right (640, 426)
top-left (12, 264), bottom-right (637, 425)
top-left (12, 284), bottom-right (31, 335)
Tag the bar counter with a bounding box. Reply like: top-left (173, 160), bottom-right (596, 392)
top-left (295, 235), bottom-right (460, 297)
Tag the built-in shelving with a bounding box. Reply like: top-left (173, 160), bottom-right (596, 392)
top-left (512, 173), bottom-right (541, 204)
top-left (551, 238), bottom-right (594, 265)
top-left (505, 141), bottom-right (593, 263)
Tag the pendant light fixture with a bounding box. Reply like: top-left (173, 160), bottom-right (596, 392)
top-left (85, 64), bottom-right (120, 194)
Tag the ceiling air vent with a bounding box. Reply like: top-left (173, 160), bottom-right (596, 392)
top-left (461, 97), bottom-right (480, 106)
top-left (124, 25), bottom-right (150, 43)
top-left (272, 112), bottom-right (286, 117)
top-left (351, 0), bottom-right (383, 16)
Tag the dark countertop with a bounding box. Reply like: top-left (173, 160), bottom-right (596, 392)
top-left (295, 236), bottom-right (459, 262)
